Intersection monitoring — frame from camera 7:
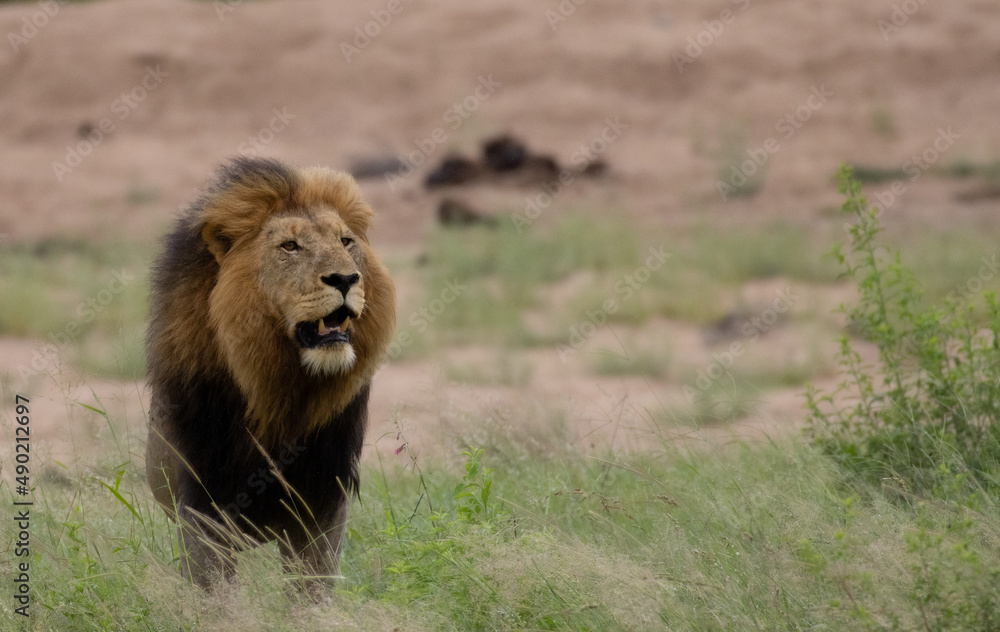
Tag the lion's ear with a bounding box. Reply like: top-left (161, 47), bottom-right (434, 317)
top-left (201, 222), bottom-right (232, 264)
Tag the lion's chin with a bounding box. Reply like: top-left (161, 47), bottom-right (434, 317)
top-left (301, 344), bottom-right (357, 375)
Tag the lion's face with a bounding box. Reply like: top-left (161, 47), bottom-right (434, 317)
top-left (254, 210), bottom-right (366, 374)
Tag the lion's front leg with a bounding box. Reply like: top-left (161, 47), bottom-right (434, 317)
top-left (177, 504), bottom-right (238, 588)
top-left (279, 500), bottom-right (348, 595)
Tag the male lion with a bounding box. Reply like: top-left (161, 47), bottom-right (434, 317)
top-left (145, 157), bottom-right (395, 588)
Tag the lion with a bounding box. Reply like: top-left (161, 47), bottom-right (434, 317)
top-left (145, 156), bottom-right (395, 588)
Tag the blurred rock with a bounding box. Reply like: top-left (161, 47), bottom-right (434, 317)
top-left (482, 134), bottom-right (528, 172)
top-left (349, 155), bottom-right (407, 179)
top-left (437, 198), bottom-right (498, 228)
top-left (954, 183), bottom-right (1000, 203)
top-left (424, 154), bottom-right (481, 188)
top-left (580, 159), bottom-right (608, 178)
top-left (424, 134), bottom-right (609, 189)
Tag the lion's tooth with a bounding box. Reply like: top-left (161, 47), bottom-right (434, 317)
top-left (340, 317), bottom-right (350, 332)
top-left (318, 318), bottom-right (328, 335)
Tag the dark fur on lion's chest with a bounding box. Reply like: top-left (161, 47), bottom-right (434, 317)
top-left (166, 375), bottom-right (368, 534)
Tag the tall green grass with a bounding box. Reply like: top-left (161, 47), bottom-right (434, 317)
top-left (4, 404), bottom-right (1000, 631)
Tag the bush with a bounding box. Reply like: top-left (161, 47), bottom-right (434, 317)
top-left (806, 165), bottom-right (1000, 497)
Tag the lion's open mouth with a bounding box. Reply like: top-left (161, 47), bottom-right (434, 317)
top-left (295, 305), bottom-right (356, 349)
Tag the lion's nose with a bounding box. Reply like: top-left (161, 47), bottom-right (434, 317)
top-left (321, 272), bottom-right (360, 296)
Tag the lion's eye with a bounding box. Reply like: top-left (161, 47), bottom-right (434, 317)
top-left (341, 237), bottom-right (354, 247)
top-left (281, 240), bottom-right (300, 252)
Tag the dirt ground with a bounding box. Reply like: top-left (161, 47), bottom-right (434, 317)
top-left (2, 0), bottom-right (999, 465)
